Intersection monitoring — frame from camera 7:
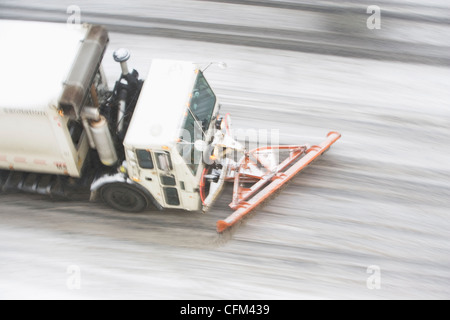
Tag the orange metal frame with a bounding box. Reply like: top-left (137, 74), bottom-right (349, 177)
top-left (216, 131), bottom-right (341, 233)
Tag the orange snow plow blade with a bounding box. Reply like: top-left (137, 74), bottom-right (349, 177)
top-left (216, 131), bottom-right (341, 233)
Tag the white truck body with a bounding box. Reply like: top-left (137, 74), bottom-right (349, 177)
top-left (0, 20), bottom-right (103, 177)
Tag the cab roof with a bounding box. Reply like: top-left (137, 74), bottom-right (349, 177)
top-left (124, 59), bottom-right (199, 149)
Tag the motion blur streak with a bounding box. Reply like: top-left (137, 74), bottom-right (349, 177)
top-left (0, 0), bottom-right (449, 299)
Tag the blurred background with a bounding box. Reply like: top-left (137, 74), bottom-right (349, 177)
top-left (0, 0), bottom-right (449, 299)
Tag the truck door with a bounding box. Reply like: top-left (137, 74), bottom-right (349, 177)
top-left (135, 149), bottom-right (181, 208)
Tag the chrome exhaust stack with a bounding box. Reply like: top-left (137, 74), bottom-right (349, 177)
top-left (113, 49), bottom-right (131, 134)
top-left (113, 48), bottom-right (131, 76)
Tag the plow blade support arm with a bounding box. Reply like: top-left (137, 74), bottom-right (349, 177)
top-left (216, 131), bottom-right (341, 233)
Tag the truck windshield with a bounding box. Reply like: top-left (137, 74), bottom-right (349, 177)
top-left (177, 71), bottom-right (217, 175)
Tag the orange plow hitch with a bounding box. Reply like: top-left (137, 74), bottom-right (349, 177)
top-left (216, 131), bottom-right (341, 233)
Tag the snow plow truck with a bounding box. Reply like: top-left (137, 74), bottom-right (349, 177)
top-left (0, 20), bottom-right (341, 232)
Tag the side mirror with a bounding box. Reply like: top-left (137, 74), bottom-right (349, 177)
top-left (194, 140), bottom-right (208, 152)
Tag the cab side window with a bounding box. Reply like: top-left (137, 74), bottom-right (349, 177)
top-left (136, 149), bottom-right (154, 169)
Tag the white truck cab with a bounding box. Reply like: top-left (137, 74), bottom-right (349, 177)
top-left (122, 60), bottom-right (220, 211)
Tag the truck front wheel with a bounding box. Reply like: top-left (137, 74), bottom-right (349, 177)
top-left (100, 183), bottom-right (149, 213)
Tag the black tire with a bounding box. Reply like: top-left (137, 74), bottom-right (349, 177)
top-left (100, 183), bottom-right (150, 213)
